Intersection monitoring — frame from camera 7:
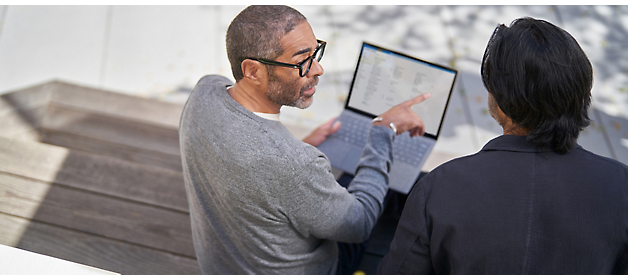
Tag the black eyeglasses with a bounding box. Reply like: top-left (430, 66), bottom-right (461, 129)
top-left (248, 39), bottom-right (326, 77)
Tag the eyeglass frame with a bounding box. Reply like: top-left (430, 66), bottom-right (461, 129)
top-left (246, 39), bottom-right (326, 77)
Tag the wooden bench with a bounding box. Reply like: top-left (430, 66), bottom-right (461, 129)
top-left (0, 81), bottom-right (200, 274)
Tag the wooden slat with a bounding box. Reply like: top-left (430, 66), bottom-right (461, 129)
top-left (41, 104), bottom-right (180, 156)
top-left (0, 82), bottom-right (51, 114)
top-left (41, 128), bottom-right (182, 172)
top-left (0, 136), bottom-right (69, 183)
top-left (49, 81), bottom-right (184, 129)
top-left (2, 129), bottom-right (41, 142)
top-left (0, 213), bottom-right (201, 275)
top-left (0, 172), bottom-right (195, 257)
top-left (0, 106), bottom-right (46, 139)
top-left (0, 82), bottom-right (50, 139)
top-left (0, 137), bottom-right (189, 212)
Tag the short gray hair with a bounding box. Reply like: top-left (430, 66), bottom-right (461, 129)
top-left (226, 5), bottom-right (307, 81)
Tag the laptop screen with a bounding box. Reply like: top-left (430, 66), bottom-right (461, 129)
top-left (346, 43), bottom-right (457, 138)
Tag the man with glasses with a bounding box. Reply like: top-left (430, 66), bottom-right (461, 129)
top-left (179, 5), bottom-right (429, 274)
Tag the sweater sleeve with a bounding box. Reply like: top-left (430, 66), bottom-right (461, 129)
top-left (279, 125), bottom-right (394, 243)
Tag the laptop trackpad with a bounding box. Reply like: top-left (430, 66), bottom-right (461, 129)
top-left (339, 147), bottom-right (362, 174)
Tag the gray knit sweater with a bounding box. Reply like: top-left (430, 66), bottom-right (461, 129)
top-left (179, 75), bottom-right (394, 274)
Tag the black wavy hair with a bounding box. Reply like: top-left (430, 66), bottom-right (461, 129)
top-left (481, 17), bottom-right (593, 154)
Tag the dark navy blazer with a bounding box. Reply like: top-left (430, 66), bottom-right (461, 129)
top-left (378, 135), bottom-right (628, 274)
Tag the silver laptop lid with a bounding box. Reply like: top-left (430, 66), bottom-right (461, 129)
top-left (344, 42), bottom-right (458, 140)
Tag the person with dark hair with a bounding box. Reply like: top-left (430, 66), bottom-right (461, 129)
top-left (378, 17), bottom-right (628, 274)
top-left (179, 5), bottom-right (429, 274)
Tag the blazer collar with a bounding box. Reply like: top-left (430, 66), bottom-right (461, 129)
top-left (481, 135), bottom-right (582, 153)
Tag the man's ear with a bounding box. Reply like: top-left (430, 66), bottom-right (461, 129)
top-left (241, 59), bottom-right (267, 85)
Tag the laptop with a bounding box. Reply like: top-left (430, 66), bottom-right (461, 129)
top-left (317, 42), bottom-right (457, 194)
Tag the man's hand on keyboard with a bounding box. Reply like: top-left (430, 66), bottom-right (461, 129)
top-left (302, 118), bottom-right (342, 147)
top-left (373, 93), bottom-right (431, 137)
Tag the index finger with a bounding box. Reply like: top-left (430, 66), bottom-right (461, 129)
top-left (401, 93), bottom-right (431, 107)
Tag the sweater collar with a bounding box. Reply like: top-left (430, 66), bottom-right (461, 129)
top-left (224, 81), bottom-right (281, 122)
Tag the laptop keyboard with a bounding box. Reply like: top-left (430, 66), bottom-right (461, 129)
top-left (334, 114), bottom-right (429, 166)
top-left (394, 134), bottom-right (429, 166)
top-left (334, 115), bottom-right (369, 147)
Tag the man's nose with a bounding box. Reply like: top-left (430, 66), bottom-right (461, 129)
top-left (307, 58), bottom-right (324, 77)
